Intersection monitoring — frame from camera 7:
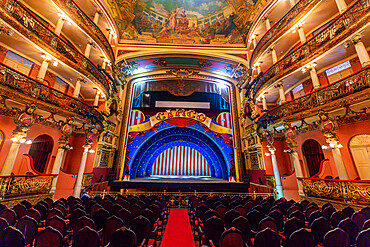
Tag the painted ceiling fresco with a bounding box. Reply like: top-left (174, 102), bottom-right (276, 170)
top-left (107, 0), bottom-right (262, 45)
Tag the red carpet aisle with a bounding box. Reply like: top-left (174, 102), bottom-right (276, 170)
top-left (160, 209), bottom-right (196, 247)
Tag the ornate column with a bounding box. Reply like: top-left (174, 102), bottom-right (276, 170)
top-left (54, 16), bottom-right (66, 35)
top-left (256, 64), bottom-right (261, 75)
top-left (277, 82), bottom-right (286, 103)
top-left (270, 48), bottom-right (278, 64)
top-left (268, 146), bottom-right (284, 198)
top-left (0, 105), bottom-right (37, 176)
top-left (264, 17), bottom-right (271, 31)
top-left (93, 10), bottom-right (102, 24)
top-left (335, 0), bottom-right (347, 13)
top-left (108, 31), bottom-right (113, 44)
top-left (297, 25), bottom-right (306, 44)
top-left (50, 118), bottom-right (73, 194)
top-left (352, 35), bottom-right (370, 68)
top-left (252, 36), bottom-right (257, 48)
top-left (289, 0), bottom-right (296, 8)
top-left (309, 66), bottom-right (321, 90)
top-left (317, 111), bottom-right (349, 179)
top-left (36, 57), bottom-right (51, 82)
top-left (262, 94), bottom-right (267, 110)
top-left (73, 77), bottom-right (83, 98)
top-left (284, 121), bottom-right (305, 196)
top-left (93, 90), bottom-right (100, 107)
top-left (73, 144), bottom-right (90, 198)
top-left (84, 40), bottom-right (93, 58)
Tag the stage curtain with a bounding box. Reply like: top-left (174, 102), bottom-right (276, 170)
top-left (28, 135), bottom-right (53, 173)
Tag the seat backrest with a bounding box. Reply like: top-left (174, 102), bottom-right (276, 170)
top-left (35, 226), bottom-right (63, 247)
top-left (20, 200), bottom-right (32, 210)
top-left (73, 226), bottom-right (101, 247)
top-left (224, 209), bottom-right (241, 229)
top-left (254, 227), bottom-right (281, 247)
top-left (203, 209), bottom-right (219, 223)
top-left (234, 206), bottom-right (246, 218)
top-left (0, 208), bottom-right (17, 226)
top-left (330, 211), bottom-right (347, 228)
top-left (93, 208), bottom-right (110, 231)
top-left (323, 228), bottom-right (349, 247)
top-left (243, 201), bottom-right (255, 214)
top-left (115, 208), bottom-right (132, 228)
top-left (258, 216), bottom-right (277, 232)
top-left (356, 228), bottom-right (370, 247)
top-left (311, 216), bottom-right (332, 245)
top-left (74, 215), bottom-right (95, 235)
top-left (47, 215), bottom-right (67, 236)
top-left (231, 216), bottom-right (251, 245)
top-left (16, 215), bottom-right (38, 245)
top-left (204, 216), bottom-right (225, 245)
top-left (342, 207), bottom-right (355, 218)
top-left (0, 217), bottom-right (9, 232)
top-left (110, 227), bottom-right (137, 247)
top-left (13, 204), bottom-right (26, 220)
top-left (359, 207), bottom-right (370, 219)
top-left (246, 210), bottom-right (264, 232)
top-left (323, 207), bottom-right (336, 221)
top-left (338, 218), bottom-right (359, 245)
top-left (283, 217), bottom-right (304, 239)
top-left (25, 207), bottom-right (41, 223)
top-left (139, 209), bottom-right (155, 225)
top-left (0, 226), bottom-right (25, 247)
top-left (268, 209), bottom-right (284, 232)
top-left (34, 204), bottom-right (47, 221)
top-left (103, 215), bottom-right (124, 245)
top-left (219, 227), bottom-right (244, 247)
top-left (288, 228), bottom-right (315, 247)
top-left (216, 205), bottom-right (227, 221)
top-left (308, 210), bottom-right (323, 226)
top-left (351, 212), bottom-right (367, 231)
top-left (289, 210), bottom-right (305, 223)
top-left (129, 205), bottom-right (142, 219)
top-left (131, 216), bottom-right (151, 244)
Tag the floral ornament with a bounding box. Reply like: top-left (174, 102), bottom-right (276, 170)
top-left (14, 104), bottom-right (37, 133)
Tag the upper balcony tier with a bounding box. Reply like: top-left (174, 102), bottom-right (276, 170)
top-left (46, 0), bottom-right (114, 62)
top-left (250, 0), bottom-right (370, 99)
top-left (0, 0), bottom-right (113, 96)
top-left (249, 0), bottom-right (322, 67)
top-left (255, 65), bottom-right (370, 128)
top-left (0, 62), bottom-right (104, 123)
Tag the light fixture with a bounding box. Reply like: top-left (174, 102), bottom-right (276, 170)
top-left (264, 152), bottom-right (271, 156)
top-left (26, 140), bottom-right (32, 145)
top-left (10, 137), bottom-right (17, 142)
top-left (89, 149), bottom-right (95, 154)
top-left (337, 144), bottom-right (343, 148)
top-left (19, 138), bottom-right (26, 143)
top-left (329, 143), bottom-right (335, 148)
top-left (53, 60), bottom-right (58, 66)
top-left (322, 145), bottom-right (329, 150)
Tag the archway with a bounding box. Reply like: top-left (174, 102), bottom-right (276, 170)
top-left (29, 134), bottom-right (53, 173)
top-left (349, 134), bottom-right (370, 180)
top-left (302, 139), bottom-right (325, 176)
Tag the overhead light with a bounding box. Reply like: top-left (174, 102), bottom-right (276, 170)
top-left (19, 138), bottom-right (26, 143)
top-left (89, 149), bottom-right (95, 154)
top-left (329, 143), bottom-right (335, 148)
top-left (264, 152), bottom-right (271, 156)
top-left (53, 60), bottom-right (58, 66)
top-left (337, 144), bottom-right (343, 148)
top-left (322, 145), bottom-right (329, 150)
top-left (26, 140), bottom-right (32, 145)
top-left (10, 137), bottom-right (17, 142)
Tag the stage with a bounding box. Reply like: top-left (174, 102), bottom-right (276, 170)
top-left (108, 176), bottom-right (250, 192)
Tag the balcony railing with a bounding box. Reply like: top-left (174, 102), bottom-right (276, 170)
top-left (251, 0), bottom-right (370, 97)
top-left (0, 62), bottom-right (104, 122)
top-left (52, 0), bottom-right (114, 62)
top-left (298, 177), bottom-right (370, 204)
top-left (0, 0), bottom-right (112, 95)
top-left (256, 66), bottom-right (370, 126)
top-left (250, 0), bottom-right (321, 66)
top-left (0, 174), bottom-right (56, 199)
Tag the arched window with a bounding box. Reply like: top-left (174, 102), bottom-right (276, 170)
top-left (302, 139), bottom-right (325, 176)
top-left (349, 134), bottom-right (370, 180)
top-left (29, 135), bottom-right (53, 173)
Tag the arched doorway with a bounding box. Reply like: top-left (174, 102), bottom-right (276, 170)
top-left (302, 139), bottom-right (325, 176)
top-left (29, 135), bottom-right (53, 173)
top-left (349, 134), bottom-right (370, 180)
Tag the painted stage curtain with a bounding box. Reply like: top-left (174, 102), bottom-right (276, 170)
top-left (151, 146), bottom-right (211, 176)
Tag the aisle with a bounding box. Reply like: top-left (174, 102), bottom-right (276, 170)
top-left (160, 209), bottom-right (196, 247)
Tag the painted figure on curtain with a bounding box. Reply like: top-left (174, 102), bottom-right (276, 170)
top-left (119, 0), bottom-right (245, 44)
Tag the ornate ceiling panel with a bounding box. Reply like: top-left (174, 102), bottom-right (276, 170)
top-left (104, 0), bottom-right (267, 45)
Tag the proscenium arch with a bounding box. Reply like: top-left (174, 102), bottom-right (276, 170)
top-left (145, 141), bottom-right (216, 176)
top-left (130, 127), bottom-right (229, 179)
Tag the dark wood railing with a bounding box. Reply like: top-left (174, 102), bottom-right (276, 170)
top-left (251, 0), bottom-right (370, 97)
top-left (0, 62), bottom-right (104, 122)
top-left (250, 0), bottom-right (321, 66)
top-left (0, 0), bottom-right (112, 95)
top-left (52, 0), bottom-right (114, 62)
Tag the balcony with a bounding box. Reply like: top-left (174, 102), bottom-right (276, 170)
top-left (0, 62), bottom-right (104, 122)
top-left (250, 0), bottom-right (370, 98)
top-left (0, 0), bottom-right (113, 96)
top-left (256, 66), bottom-right (370, 126)
top-left (298, 177), bottom-right (370, 204)
top-left (52, 0), bottom-right (114, 62)
top-left (0, 174), bottom-right (56, 199)
top-left (250, 0), bottom-right (321, 66)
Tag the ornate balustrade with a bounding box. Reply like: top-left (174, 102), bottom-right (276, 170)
top-left (0, 0), bottom-right (112, 96)
top-left (251, 0), bottom-right (370, 97)
top-left (256, 66), bottom-right (370, 127)
top-left (250, 0), bottom-right (321, 66)
top-left (0, 62), bottom-right (104, 123)
top-left (0, 174), bottom-right (56, 199)
top-left (52, 0), bottom-right (114, 62)
top-left (298, 177), bottom-right (370, 204)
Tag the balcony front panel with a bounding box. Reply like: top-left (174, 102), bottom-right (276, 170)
top-left (256, 66), bottom-right (370, 126)
top-left (250, 0), bottom-right (321, 66)
top-left (0, 0), bottom-right (112, 96)
top-left (52, 0), bottom-right (114, 62)
top-left (0, 62), bottom-right (104, 122)
top-left (252, 0), bottom-right (370, 97)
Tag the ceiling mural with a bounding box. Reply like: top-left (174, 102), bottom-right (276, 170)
top-left (106, 0), bottom-right (262, 45)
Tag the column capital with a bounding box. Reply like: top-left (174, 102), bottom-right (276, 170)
top-left (82, 144), bottom-right (91, 151)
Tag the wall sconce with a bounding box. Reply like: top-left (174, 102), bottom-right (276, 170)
top-left (11, 138), bottom-right (32, 144)
top-left (264, 152), bottom-right (271, 156)
top-left (88, 149), bottom-right (95, 154)
top-left (322, 145), bottom-right (329, 150)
